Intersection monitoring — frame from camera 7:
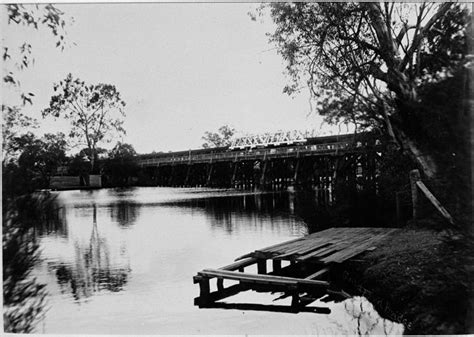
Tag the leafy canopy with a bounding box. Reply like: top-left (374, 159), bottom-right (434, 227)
top-left (3, 4), bottom-right (68, 92)
top-left (263, 3), bottom-right (469, 132)
top-left (202, 125), bottom-right (235, 148)
top-left (42, 74), bottom-right (126, 168)
top-left (2, 4), bottom-right (70, 164)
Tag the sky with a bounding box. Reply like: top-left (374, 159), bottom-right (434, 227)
top-left (2, 3), bottom-right (347, 154)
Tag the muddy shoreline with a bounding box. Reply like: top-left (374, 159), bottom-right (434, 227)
top-left (337, 226), bottom-right (472, 334)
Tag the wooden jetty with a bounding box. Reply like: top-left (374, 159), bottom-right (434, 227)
top-left (193, 227), bottom-right (400, 312)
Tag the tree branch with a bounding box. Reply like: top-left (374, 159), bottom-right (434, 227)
top-left (399, 3), bottom-right (452, 71)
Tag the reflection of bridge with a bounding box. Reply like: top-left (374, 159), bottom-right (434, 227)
top-left (137, 133), bottom-right (383, 200)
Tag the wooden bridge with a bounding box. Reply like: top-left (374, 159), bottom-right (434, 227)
top-left (137, 133), bottom-right (384, 197)
top-left (193, 227), bottom-right (399, 312)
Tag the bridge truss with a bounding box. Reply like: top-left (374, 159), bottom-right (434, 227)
top-left (229, 130), bottom-right (317, 150)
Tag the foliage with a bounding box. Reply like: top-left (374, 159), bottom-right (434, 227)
top-left (2, 106), bottom-right (38, 161)
top-left (2, 5), bottom-right (71, 333)
top-left (2, 4), bottom-right (69, 165)
top-left (3, 193), bottom-right (57, 333)
top-left (3, 132), bottom-right (67, 196)
top-left (42, 74), bottom-right (126, 172)
top-left (261, 3), bottom-right (470, 178)
top-left (103, 142), bottom-right (138, 187)
top-left (2, 4), bottom-right (68, 98)
top-left (202, 125), bottom-right (235, 148)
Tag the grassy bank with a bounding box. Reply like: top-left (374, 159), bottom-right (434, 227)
top-left (337, 225), bottom-right (472, 334)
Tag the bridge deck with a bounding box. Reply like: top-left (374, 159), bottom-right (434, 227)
top-left (193, 227), bottom-right (399, 312)
top-left (139, 140), bottom-right (381, 167)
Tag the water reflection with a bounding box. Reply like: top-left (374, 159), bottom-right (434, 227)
top-left (109, 201), bottom-right (140, 228)
top-left (45, 205), bottom-right (131, 302)
top-left (208, 301), bottom-right (331, 314)
top-left (34, 203), bottom-right (69, 238)
top-left (30, 187), bottom-right (402, 334)
top-left (162, 192), bottom-right (314, 236)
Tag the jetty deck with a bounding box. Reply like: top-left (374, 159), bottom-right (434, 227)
top-left (193, 227), bottom-right (400, 312)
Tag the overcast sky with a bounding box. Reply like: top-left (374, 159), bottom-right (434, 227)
top-left (3, 3), bottom-right (346, 154)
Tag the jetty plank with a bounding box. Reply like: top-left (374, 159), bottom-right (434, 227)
top-left (326, 229), bottom-right (400, 263)
top-left (199, 269), bottom-right (330, 288)
top-left (305, 268), bottom-right (329, 280)
top-left (220, 257), bottom-right (258, 271)
top-left (194, 227), bottom-right (400, 310)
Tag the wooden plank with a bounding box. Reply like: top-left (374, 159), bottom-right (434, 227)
top-left (198, 269), bottom-right (330, 288)
top-left (263, 227), bottom-right (359, 256)
top-left (296, 241), bottom-right (348, 261)
top-left (272, 227), bottom-right (363, 257)
top-left (274, 241), bottom-right (331, 259)
top-left (327, 289), bottom-right (351, 299)
top-left (217, 278), bottom-right (224, 292)
top-left (194, 283), bottom-right (245, 307)
top-left (297, 229), bottom-right (388, 262)
top-left (220, 257), bottom-right (258, 271)
top-left (416, 180), bottom-right (455, 225)
top-left (257, 237), bottom-right (305, 253)
top-left (257, 259), bottom-right (267, 274)
top-left (272, 260), bottom-right (281, 273)
top-left (273, 228), bottom-right (379, 260)
top-left (305, 268), bottom-right (329, 280)
top-left (270, 240), bottom-right (312, 255)
top-left (199, 269), bottom-right (297, 286)
top-left (323, 229), bottom-right (399, 263)
top-left (323, 234), bottom-right (388, 264)
top-left (410, 169), bottom-right (420, 220)
top-left (273, 239), bottom-right (328, 258)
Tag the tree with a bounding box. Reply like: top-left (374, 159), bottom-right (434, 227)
top-left (2, 107), bottom-right (38, 162)
top-left (2, 4), bottom-right (69, 164)
top-left (261, 3), bottom-right (470, 179)
top-left (103, 142), bottom-right (138, 187)
top-left (42, 74), bottom-right (126, 172)
top-left (202, 125), bottom-right (235, 148)
top-left (17, 133), bottom-right (67, 188)
top-left (3, 132), bottom-right (67, 197)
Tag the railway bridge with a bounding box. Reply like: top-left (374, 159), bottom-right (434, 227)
top-left (137, 132), bottom-right (384, 204)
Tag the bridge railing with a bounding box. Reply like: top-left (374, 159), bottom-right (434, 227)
top-left (137, 140), bottom-right (379, 167)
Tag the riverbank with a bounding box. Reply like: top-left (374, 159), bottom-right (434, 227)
top-left (338, 223), bottom-right (472, 334)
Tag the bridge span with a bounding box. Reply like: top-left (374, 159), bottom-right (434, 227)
top-left (137, 132), bottom-right (383, 202)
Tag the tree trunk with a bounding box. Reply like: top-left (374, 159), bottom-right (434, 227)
top-left (393, 127), bottom-right (439, 179)
top-left (90, 156), bottom-right (95, 174)
top-left (382, 66), bottom-right (439, 179)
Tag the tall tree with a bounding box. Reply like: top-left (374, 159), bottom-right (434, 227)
top-left (202, 125), bottom-right (235, 148)
top-left (262, 3), bottom-right (469, 178)
top-left (42, 74), bottom-right (126, 172)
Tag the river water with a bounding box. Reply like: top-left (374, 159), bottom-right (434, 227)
top-left (31, 187), bottom-right (403, 334)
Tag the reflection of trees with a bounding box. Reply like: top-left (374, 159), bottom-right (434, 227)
top-left (341, 296), bottom-right (403, 336)
top-left (34, 202), bottom-right (69, 238)
top-left (167, 192), bottom-right (310, 236)
top-left (109, 201), bottom-right (140, 228)
top-left (49, 205), bottom-right (131, 301)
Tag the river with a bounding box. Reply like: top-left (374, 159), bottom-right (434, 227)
top-left (30, 187), bottom-right (403, 334)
